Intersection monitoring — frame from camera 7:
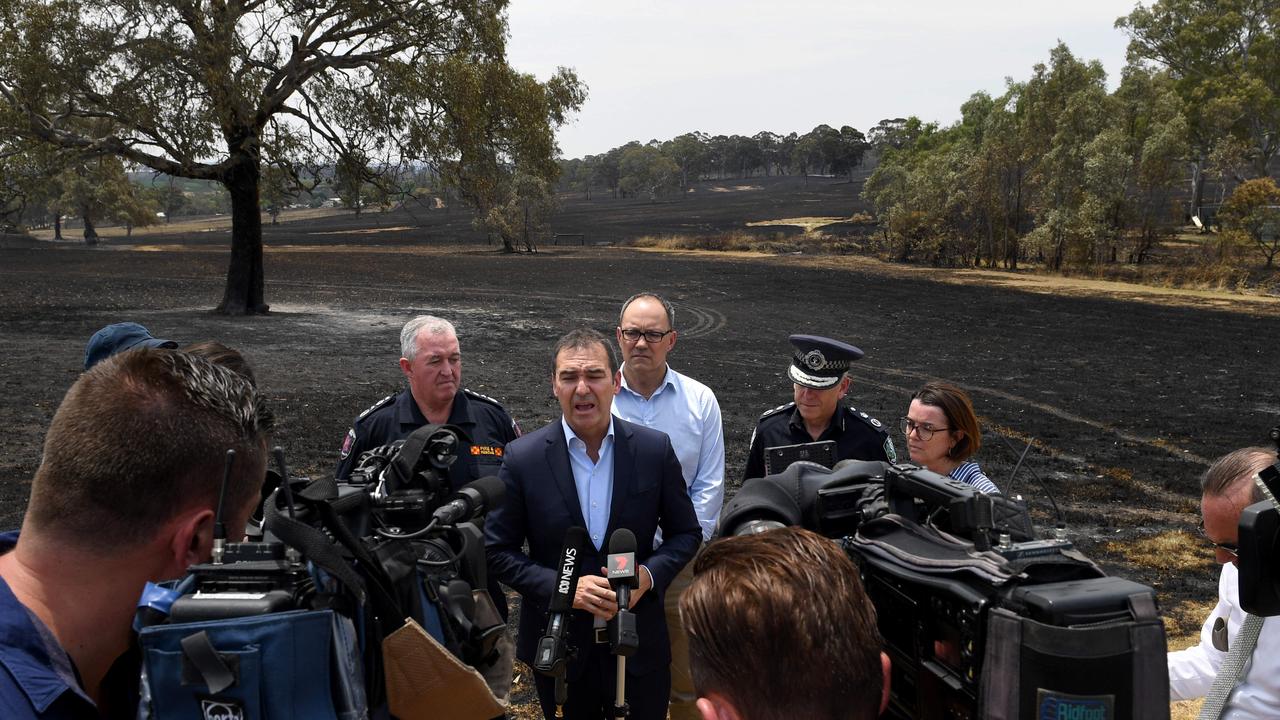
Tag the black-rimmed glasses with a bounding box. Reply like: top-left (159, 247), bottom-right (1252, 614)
top-left (620, 328), bottom-right (673, 343)
top-left (1196, 521), bottom-right (1239, 557)
top-left (899, 417), bottom-right (949, 442)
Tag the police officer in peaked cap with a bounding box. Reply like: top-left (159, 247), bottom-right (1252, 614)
top-left (742, 334), bottom-right (896, 481)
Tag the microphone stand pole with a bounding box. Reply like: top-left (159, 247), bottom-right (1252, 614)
top-left (613, 653), bottom-right (629, 718)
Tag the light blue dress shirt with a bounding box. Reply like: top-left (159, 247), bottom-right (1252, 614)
top-left (561, 416), bottom-right (616, 551)
top-left (613, 365), bottom-right (725, 542)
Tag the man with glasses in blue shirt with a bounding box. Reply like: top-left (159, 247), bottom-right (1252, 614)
top-left (612, 292), bottom-right (725, 720)
top-left (1168, 446), bottom-right (1280, 717)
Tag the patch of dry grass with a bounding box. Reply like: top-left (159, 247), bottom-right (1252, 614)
top-left (1061, 261), bottom-right (1278, 295)
top-left (745, 215), bottom-right (861, 232)
top-left (1172, 699), bottom-right (1204, 719)
top-left (1104, 530), bottom-right (1207, 582)
top-left (628, 230), bottom-right (866, 255)
top-left (1164, 598), bottom-right (1218, 643)
top-left (1069, 480), bottom-right (1118, 503)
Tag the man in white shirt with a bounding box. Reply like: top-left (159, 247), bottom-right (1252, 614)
top-left (612, 292), bottom-right (725, 720)
top-left (1168, 446), bottom-right (1280, 717)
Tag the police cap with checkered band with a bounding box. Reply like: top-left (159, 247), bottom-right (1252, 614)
top-left (786, 334), bottom-right (864, 390)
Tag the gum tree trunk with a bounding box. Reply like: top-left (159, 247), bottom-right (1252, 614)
top-left (216, 151), bottom-right (268, 315)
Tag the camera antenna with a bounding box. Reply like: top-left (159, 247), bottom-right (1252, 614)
top-left (1003, 437), bottom-right (1033, 501)
top-left (273, 446), bottom-right (297, 521)
top-left (212, 449), bottom-right (235, 565)
top-left (272, 446), bottom-right (303, 564)
top-left (997, 433), bottom-right (1065, 534)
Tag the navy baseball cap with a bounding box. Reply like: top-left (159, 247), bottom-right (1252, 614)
top-left (787, 334), bottom-right (864, 389)
top-left (84, 322), bottom-right (178, 370)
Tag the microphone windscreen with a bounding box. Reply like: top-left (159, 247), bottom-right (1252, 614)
top-left (549, 526), bottom-right (591, 613)
top-left (607, 528), bottom-right (637, 555)
top-left (467, 474), bottom-right (506, 510)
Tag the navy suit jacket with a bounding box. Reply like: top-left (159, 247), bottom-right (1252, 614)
top-left (485, 416), bottom-right (700, 678)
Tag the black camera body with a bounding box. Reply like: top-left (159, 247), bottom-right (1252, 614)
top-left (1235, 423), bottom-right (1280, 616)
top-left (169, 541), bottom-right (315, 622)
top-left (721, 460), bottom-right (1168, 720)
top-left (152, 423), bottom-right (507, 716)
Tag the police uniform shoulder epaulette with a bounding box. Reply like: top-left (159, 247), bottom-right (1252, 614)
top-left (758, 402), bottom-right (795, 421)
top-left (462, 388), bottom-right (507, 410)
top-left (846, 406), bottom-right (887, 433)
top-left (356, 394), bottom-right (395, 422)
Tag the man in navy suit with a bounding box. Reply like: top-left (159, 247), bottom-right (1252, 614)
top-left (486, 328), bottom-right (700, 720)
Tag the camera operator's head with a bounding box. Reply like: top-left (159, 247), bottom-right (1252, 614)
top-left (1200, 447), bottom-right (1278, 566)
top-left (680, 526), bottom-right (890, 720)
top-left (0, 347), bottom-right (272, 714)
top-left (26, 347), bottom-right (272, 570)
top-left (183, 339), bottom-right (259, 388)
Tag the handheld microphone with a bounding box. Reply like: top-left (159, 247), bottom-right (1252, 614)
top-left (535, 526), bottom-right (589, 677)
top-left (607, 528), bottom-right (639, 718)
top-left (536, 526), bottom-right (589, 717)
top-left (432, 475), bottom-right (505, 526)
top-left (606, 528), bottom-right (639, 657)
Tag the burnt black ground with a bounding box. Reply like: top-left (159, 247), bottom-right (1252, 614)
top-left (2, 181), bottom-right (1278, 708)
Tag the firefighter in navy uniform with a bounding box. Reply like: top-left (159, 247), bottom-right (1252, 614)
top-left (335, 315), bottom-right (520, 486)
top-left (334, 314), bottom-right (521, 655)
top-left (742, 334), bottom-right (896, 481)
top-left (336, 387), bottom-right (519, 487)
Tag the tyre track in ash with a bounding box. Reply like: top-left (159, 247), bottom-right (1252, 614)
top-left (265, 279), bottom-right (729, 339)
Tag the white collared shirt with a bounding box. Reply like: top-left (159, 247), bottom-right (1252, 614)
top-left (1168, 561), bottom-right (1280, 717)
top-left (613, 364), bottom-right (725, 542)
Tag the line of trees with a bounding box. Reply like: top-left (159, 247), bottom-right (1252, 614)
top-left (865, 0), bottom-right (1280, 270)
top-left (556, 124), bottom-right (876, 200)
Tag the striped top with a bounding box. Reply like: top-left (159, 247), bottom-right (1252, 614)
top-left (949, 461), bottom-right (1000, 494)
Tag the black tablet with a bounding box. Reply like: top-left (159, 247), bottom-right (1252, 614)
top-left (764, 440), bottom-right (837, 475)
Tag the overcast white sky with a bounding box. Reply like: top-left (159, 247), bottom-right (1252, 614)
top-left (506, 0), bottom-right (1144, 159)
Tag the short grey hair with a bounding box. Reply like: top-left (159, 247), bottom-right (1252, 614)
top-left (619, 292), bottom-right (676, 330)
top-left (400, 315), bottom-right (457, 361)
top-left (1201, 447), bottom-right (1278, 503)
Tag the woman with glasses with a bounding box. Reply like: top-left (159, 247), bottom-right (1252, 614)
top-left (901, 381), bottom-right (999, 494)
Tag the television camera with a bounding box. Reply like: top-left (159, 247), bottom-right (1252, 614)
top-left (139, 424), bottom-right (507, 719)
top-left (719, 459), bottom-right (1169, 720)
